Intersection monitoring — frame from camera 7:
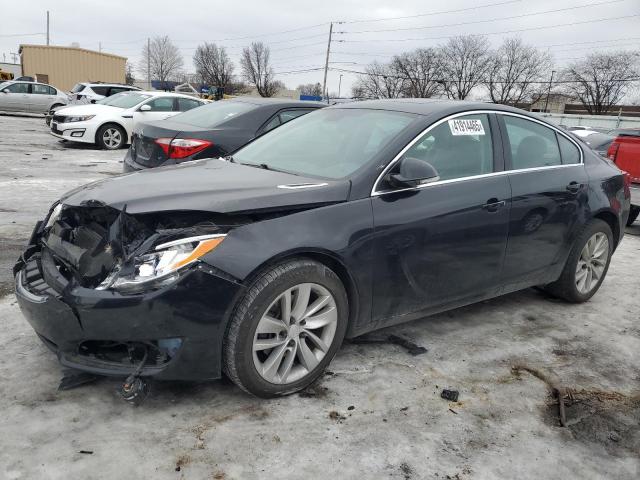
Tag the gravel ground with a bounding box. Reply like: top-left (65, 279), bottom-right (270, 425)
top-left (0, 114), bottom-right (638, 479)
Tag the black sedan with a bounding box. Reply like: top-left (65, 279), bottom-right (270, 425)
top-left (14, 100), bottom-right (630, 398)
top-left (123, 97), bottom-right (324, 172)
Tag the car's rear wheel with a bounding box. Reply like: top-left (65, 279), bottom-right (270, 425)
top-left (97, 124), bottom-right (126, 150)
top-left (626, 206), bottom-right (640, 226)
top-left (223, 259), bottom-right (348, 397)
top-left (544, 219), bottom-right (613, 302)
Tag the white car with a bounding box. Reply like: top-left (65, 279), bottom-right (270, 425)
top-left (50, 91), bottom-right (206, 149)
top-left (0, 80), bottom-right (68, 114)
top-left (69, 82), bottom-right (141, 104)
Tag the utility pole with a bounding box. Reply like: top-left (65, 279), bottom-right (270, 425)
top-left (10, 52), bottom-right (18, 64)
top-left (99, 41), bottom-right (102, 53)
top-left (543, 70), bottom-right (556, 113)
top-left (147, 37), bottom-right (151, 90)
top-left (338, 74), bottom-right (343, 98)
top-left (46, 11), bottom-right (50, 45)
top-left (322, 23), bottom-right (333, 101)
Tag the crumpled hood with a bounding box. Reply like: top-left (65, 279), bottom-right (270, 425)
top-left (55, 104), bottom-right (123, 116)
top-left (61, 158), bottom-right (351, 214)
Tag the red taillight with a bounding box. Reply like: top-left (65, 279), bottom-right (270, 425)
top-left (607, 142), bottom-right (620, 162)
top-left (154, 138), bottom-right (213, 160)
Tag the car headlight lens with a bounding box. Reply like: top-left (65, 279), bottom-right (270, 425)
top-left (109, 234), bottom-right (226, 291)
top-left (66, 115), bottom-right (95, 122)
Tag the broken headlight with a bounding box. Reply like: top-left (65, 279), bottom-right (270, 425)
top-left (108, 234), bottom-right (226, 292)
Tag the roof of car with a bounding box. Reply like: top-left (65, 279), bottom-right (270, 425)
top-left (229, 97), bottom-right (326, 108)
top-left (330, 98), bottom-right (532, 116)
top-left (118, 90), bottom-right (206, 100)
top-left (81, 82), bottom-right (140, 88)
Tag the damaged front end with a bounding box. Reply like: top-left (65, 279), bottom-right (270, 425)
top-left (13, 202), bottom-right (248, 381)
top-left (31, 202), bottom-right (236, 294)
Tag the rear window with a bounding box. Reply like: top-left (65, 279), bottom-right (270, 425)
top-left (71, 83), bottom-right (86, 93)
top-left (171, 100), bottom-right (257, 128)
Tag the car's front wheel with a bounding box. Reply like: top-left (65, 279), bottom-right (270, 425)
top-left (223, 259), bottom-right (348, 397)
top-left (97, 124), bottom-right (126, 150)
top-left (544, 219), bottom-right (613, 302)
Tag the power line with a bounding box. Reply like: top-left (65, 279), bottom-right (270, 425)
top-left (0, 32), bottom-right (45, 37)
top-left (338, 0), bottom-right (625, 35)
top-left (339, 13), bottom-right (640, 43)
top-left (329, 66), bottom-right (640, 84)
top-left (341, 0), bottom-right (522, 24)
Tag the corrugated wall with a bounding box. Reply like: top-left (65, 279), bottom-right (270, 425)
top-left (20, 45), bottom-right (126, 91)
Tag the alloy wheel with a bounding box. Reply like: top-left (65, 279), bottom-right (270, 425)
top-left (252, 283), bottom-right (338, 384)
top-left (102, 128), bottom-right (122, 149)
top-left (575, 232), bottom-right (609, 295)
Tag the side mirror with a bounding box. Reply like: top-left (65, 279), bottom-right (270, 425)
top-left (90, 99), bottom-right (96, 104)
top-left (139, 104), bottom-right (152, 111)
top-left (1, 90), bottom-right (8, 94)
top-left (388, 157), bottom-right (439, 189)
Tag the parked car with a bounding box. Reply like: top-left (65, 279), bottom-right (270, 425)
top-left (14, 100), bottom-right (629, 398)
top-left (0, 80), bottom-right (68, 114)
top-left (578, 132), bottom-right (615, 157)
top-left (69, 82), bottom-right (141, 105)
top-left (123, 97), bottom-right (325, 172)
top-left (50, 91), bottom-right (207, 149)
top-left (607, 132), bottom-right (640, 225)
top-left (607, 128), bottom-right (640, 138)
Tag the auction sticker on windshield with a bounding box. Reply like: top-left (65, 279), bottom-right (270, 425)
top-left (448, 119), bottom-right (485, 136)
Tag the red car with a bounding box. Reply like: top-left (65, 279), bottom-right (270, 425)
top-left (608, 131), bottom-right (640, 225)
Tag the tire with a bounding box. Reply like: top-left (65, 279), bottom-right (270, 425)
top-left (223, 258), bottom-right (348, 398)
top-left (544, 219), bottom-right (613, 303)
top-left (96, 124), bottom-right (126, 150)
top-left (626, 206), bottom-right (640, 226)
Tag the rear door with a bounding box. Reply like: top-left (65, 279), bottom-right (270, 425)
top-left (31, 83), bottom-right (55, 113)
top-left (497, 113), bottom-right (588, 287)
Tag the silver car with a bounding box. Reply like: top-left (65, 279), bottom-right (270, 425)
top-left (0, 81), bottom-right (68, 114)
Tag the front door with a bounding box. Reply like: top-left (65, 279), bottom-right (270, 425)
top-left (370, 113), bottom-right (511, 326)
top-left (0, 82), bottom-right (30, 112)
top-left (133, 96), bottom-right (177, 130)
top-left (497, 114), bottom-right (589, 287)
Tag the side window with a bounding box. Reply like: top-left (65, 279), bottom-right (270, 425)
top-left (32, 84), bottom-right (50, 95)
top-left (5, 83), bottom-right (29, 94)
top-left (261, 116), bottom-right (281, 134)
top-left (401, 114), bottom-right (494, 182)
top-left (144, 97), bottom-right (174, 112)
top-left (48, 86), bottom-right (56, 95)
top-left (91, 86), bottom-right (109, 96)
top-left (557, 134), bottom-right (581, 164)
top-left (177, 98), bottom-right (202, 112)
top-left (503, 115), bottom-right (561, 169)
top-left (279, 109), bottom-right (312, 124)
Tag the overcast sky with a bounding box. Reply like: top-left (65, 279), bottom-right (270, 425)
top-left (1, 0), bottom-right (638, 95)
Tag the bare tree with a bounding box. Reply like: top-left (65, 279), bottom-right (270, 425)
top-left (241, 42), bottom-right (280, 97)
top-left (391, 48), bottom-right (442, 98)
top-left (297, 82), bottom-right (323, 96)
top-left (439, 35), bottom-right (492, 100)
top-left (562, 51), bottom-right (640, 114)
top-left (139, 36), bottom-right (184, 88)
top-left (125, 61), bottom-right (135, 85)
top-left (352, 62), bottom-right (404, 99)
top-left (487, 38), bottom-right (553, 105)
top-left (193, 42), bottom-right (234, 92)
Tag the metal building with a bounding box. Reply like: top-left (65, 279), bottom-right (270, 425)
top-left (18, 44), bottom-right (126, 91)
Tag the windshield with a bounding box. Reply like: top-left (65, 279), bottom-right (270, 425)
top-left (97, 92), bottom-right (151, 108)
top-left (232, 108), bottom-right (416, 179)
top-left (171, 100), bottom-right (257, 128)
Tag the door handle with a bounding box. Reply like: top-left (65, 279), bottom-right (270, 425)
top-left (482, 198), bottom-right (506, 212)
top-left (566, 181), bottom-right (582, 193)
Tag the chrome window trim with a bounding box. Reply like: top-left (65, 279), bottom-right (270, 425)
top-left (370, 109), bottom-right (584, 197)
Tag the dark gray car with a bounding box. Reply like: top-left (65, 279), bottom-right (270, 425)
top-left (123, 97), bottom-right (325, 172)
